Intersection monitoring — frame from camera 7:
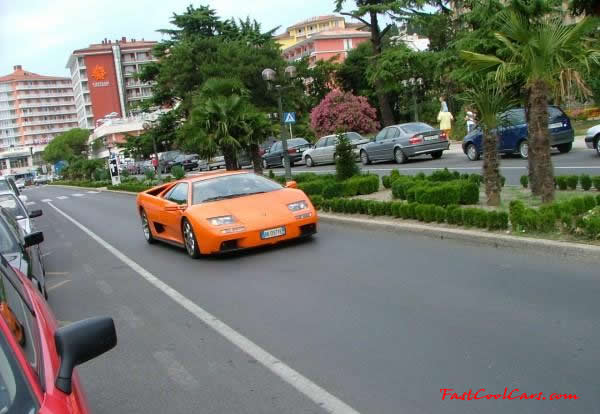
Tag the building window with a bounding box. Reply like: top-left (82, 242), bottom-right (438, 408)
top-left (344, 39), bottom-right (352, 50)
top-left (10, 157), bottom-right (29, 169)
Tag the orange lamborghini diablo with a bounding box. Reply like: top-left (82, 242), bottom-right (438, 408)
top-left (135, 171), bottom-right (318, 257)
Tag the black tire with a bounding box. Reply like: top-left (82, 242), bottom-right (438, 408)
top-left (394, 147), bottom-right (407, 164)
top-left (431, 150), bottom-right (443, 160)
top-left (305, 156), bottom-right (314, 167)
top-left (557, 142), bottom-right (572, 154)
top-left (360, 150), bottom-right (371, 165)
top-left (466, 143), bottom-right (480, 161)
top-left (182, 219), bottom-right (201, 259)
top-left (596, 136), bottom-right (600, 157)
top-left (140, 210), bottom-right (156, 244)
top-left (518, 140), bottom-right (529, 159)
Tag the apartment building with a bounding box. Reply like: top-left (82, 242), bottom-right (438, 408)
top-left (275, 15), bottom-right (365, 49)
top-left (282, 30), bottom-right (371, 67)
top-left (0, 65), bottom-right (77, 177)
top-left (66, 37), bottom-right (157, 130)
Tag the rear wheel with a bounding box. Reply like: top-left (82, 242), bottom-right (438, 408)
top-left (466, 144), bottom-right (480, 161)
top-left (305, 156), bottom-right (314, 167)
top-left (596, 136), bottom-right (600, 156)
top-left (182, 219), bottom-right (201, 259)
top-left (519, 140), bottom-right (529, 159)
top-left (140, 210), bottom-right (155, 244)
top-left (394, 147), bottom-right (407, 164)
top-left (557, 142), bottom-right (572, 153)
top-left (360, 150), bottom-right (371, 165)
top-left (262, 159), bottom-right (268, 169)
top-left (431, 150), bottom-right (443, 160)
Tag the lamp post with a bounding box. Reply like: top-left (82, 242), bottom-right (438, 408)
top-left (402, 77), bottom-right (423, 122)
top-left (262, 66), bottom-right (297, 181)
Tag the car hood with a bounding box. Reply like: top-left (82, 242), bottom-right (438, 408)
top-left (187, 189), bottom-right (311, 227)
top-left (586, 124), bottom-right (600, 137)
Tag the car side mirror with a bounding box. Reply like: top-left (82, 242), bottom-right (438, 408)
top-left (19, 195), bottom-right (28, 203)
top-left (29, 209), bottom-right (43, 218)
top-left (285, 181), bottom-right (298, 189)
top-left (55, 317), bottom-right (117, 394)
top-left (24, 231), bottom-right (44, 248)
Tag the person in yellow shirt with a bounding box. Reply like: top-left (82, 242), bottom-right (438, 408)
top-left (437, 110), bottom-right (454, 136)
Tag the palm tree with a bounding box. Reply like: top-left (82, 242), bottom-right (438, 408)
top-left (463, 80), bottom-right (516, 206)
top-left (461, 4), bottom-right (600, 202)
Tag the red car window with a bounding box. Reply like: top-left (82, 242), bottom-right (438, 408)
top-left (0, 326), bottom-right (38, 413)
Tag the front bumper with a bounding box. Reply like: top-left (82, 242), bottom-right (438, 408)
top-left (200, 214), bottom-right (318, 254)
top-left (585, 136), bottom-right (596, 149)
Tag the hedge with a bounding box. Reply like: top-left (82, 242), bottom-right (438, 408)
top-left (298, 175), bottom-right (379, 199)
top-left (50, 180), bottom-right (111, 188)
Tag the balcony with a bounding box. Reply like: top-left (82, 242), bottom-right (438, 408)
top-left (22, 118), bottom-right (76, 127)
top-left (18, 102), bottom-right (73, 108)
top-left (15, 83), bottom-right (71, 91)
top-left (24, 126), bottom-right (74, 136)
top-left (17, 92), bottom-right (74, 99)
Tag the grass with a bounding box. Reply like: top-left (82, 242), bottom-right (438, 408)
top-left (572, 119), bottom-right (599, 137)
top-left (498, 187), bottom-right (586, 209)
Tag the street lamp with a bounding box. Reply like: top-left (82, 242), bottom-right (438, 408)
top-left (262, 65), bottom-right (297, 181)
top-left (401, 77), bottom-right (423, 122)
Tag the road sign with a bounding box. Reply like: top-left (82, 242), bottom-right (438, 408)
top-left (283, 112), bottom-right (296, 124)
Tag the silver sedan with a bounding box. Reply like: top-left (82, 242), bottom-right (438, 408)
top-left (302, 132), bottom-right (370, 167)
top-left (359, 122), bottom-right (449, 165)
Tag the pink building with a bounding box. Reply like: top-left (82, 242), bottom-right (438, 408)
top-left (282, 30), bottom-right (371, 67)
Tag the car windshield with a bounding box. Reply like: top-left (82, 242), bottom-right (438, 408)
top-left (345, 132), bottom-right (363, 141)
top-left (174, 155), bottom-right (185, 162)
top-left (0, 217), bottom-right (19, 253)
top-left (0, 333), bottom-right (37, 414)
top-left (192, 174), bottom-right (282, 204)
top-left (401, 123), bottom-right (433, 134)
top-left (288, 138), bottom-right (309, 147)
top-left (0, 196), bottom-right (27, 220)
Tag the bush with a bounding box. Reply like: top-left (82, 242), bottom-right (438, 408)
top-left (580, 174), bottom-right (592, 191)
top-left (382, 176), bottom-right (391, 189)
top-left (569, 197), bottom-right (587, 215)
top-left (171, 166), bottom-right (185, 180)
top-left (298, 180), bottom-right (326, 196)
top-left (434, 206), bottom-right (447, 223)
top-left (293, 173), bottom-right (325, 183)
top-left (459, 181), bottom-right (480, 205)
top-left (555, 176), bottom-right (568, 190)
top-left (335, 133), bottom-right (360, 180)
top-left (310, 195), bottom-right (323, 210)
top-left (509, 200), bottom-right (526, 230)
top-left (268, 169), bottom-right (275, 179)
top-left (357, 175), bottom-right (379, 194)
top-left (520, 175), bottom-right (528, 189)
top-left (446, 205), bottom-right (462, 225)
top-left (391, 176), bottom-right (416, 199)
top-left (567, 175), bottom-right (579, 190)
top-left (322, 182), bottom-right (344, 199)
top-left (468, 174), bottom-right (483, 186)
top-left (593, 176), bottom-right (600, 191)
top-left (429, 168), bottom-right (455, 182)
top-left (390, 169), bottom-right (400, 182)
top-left (415, 183), bottom-right (461, 207)
top-left (583, 217), bottom-right (600, 239)
top-left (145, 168), bottom-right (156, 181)
top-left (500, 175), bottom-right (506, 187)
top-left (391, 201), bottom-right (402, 218)
top-left (487, 211), bottom-right (509, 230)
top-left (584, 195), bottom-right (597, 211)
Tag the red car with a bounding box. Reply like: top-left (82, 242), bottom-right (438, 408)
top-left (0, 253), bottom-right (116, 413)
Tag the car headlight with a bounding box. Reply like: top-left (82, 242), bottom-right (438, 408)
top-left (288, 200), bottom-right (308, 212)
top-left (208, 215), bottom-right (236, 226)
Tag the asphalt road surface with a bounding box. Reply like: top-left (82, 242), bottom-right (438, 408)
top-left (268, 140), bottom-right (600, 185)
top-left (24, 185), bottom-right (600, 414)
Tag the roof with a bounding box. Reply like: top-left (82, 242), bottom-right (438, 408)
top-left (71, 38), bottom-right (157, 55)
top-left (282, 30), bottom-right (371, 53)
top-left (287, 15), bottom-right (344, 31)
top-left (0, 66), bottom-right (70, 83)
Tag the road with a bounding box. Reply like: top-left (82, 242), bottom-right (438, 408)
top-left (268, 140), bottom-right (600, 185)
top-left (25, 185), bottom-right (600, 414)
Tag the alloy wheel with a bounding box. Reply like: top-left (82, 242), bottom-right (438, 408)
top-left (183, 221), bottom-right (195, 256)
top-left (141, 212), bottom-right (150, 240)
top-left (519, 141), bottom-right (529, 159)
top-left (467, 144), bottom-right (478, 161)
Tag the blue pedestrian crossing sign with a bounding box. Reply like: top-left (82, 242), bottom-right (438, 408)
top-left (283, 112), bottom-right (296, 124)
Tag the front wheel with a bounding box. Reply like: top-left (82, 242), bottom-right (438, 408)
top-left (305, 156), bottom-right (314, 168)
top-left (519, 140), bottom-right (529, 159)
top-left (182, 219), bottom-right (201, 259)
top-left (596, 137), bottom-right (600, 156)
top-left (557, 142), bottom-right (572, 154)
top-left (262, 159), bottom-right (268, 169)
top-left (360, 150), bottom-right (371, 165)
top-left (394, 147), bottom-right (407, 164)
top-left (141, 210), bottom-right (155, 244)
top-left (466, 144), bottom-right (480, 161)
top-left (431, 150), bottom-right (443, 160)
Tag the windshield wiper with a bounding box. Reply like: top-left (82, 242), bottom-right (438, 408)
top-left (202, 194), bottom-right (244, 202)
top-left (240, 191), bottom-right (266, 196)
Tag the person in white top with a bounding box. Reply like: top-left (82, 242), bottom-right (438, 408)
top-left (465, 107), bottom-right (477, 133)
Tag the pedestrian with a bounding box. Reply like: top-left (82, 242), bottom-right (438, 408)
top-left (465, 107), bottom-right (476, 133)
top-left (437, 110), bottom-right (454, 137)
top-left (439, 96), bottom-right (449, 113)
top-left (152, 156), bottom-right (159, 173)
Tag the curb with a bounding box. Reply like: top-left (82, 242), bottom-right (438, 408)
top-left (319, 212), bottom-right (600, 261)
top-left (48, 185), bottom-right (138, 196)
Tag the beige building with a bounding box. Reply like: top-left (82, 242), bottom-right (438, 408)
top-left (275, 15), bottom-right (365, 49)
top-left (0, 65), bottom-right (77, 177)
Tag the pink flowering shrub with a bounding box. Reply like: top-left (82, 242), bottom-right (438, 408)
top-left (310, 89), bottom-right (380, 136)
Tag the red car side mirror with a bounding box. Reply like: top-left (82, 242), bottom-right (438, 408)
top-left (285, 181), bottom-right (298, 189)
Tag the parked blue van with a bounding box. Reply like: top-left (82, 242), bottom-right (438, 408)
top-left (462, 106), bottom-right (574, 160)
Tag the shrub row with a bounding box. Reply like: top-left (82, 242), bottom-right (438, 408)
top-left (553, 175), bottom-right (600, 191)
top-left (107, 183), bottom-right (153, 193)
top-left (314, 197), bottom-right (508, 231)
top-left (391, 178), bottom-right (480, 206)
top-left (299, 174), bottom-right (379, 199)
top-left (50, 180), bottom-right (111, 188)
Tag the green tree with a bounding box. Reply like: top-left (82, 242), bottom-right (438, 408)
top-left (335, 132), bottom-right (360, 180)
top-left (336, 42), bottom-right (375, 102)
top-left (463, 79), bottom-right (516, 206)
top-left (461, 6), bottom-right (600, 202)
top-left (42, 128), bottom-right (90, 164)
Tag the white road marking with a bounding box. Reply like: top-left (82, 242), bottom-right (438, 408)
top-left (47, 279), bottom-right (71, 292)
top-left (25, 201), bottom-right (36, 206)
top-left (41, 199), bottom-right (52, 203)
top-left (56, 196), bottom-right (68, 200)
top-left (117, 305), bottom-right (144, 329)
top-left (96, 280), bottom-right (113, 295)
top-left (87, 191), bottom-right (100, 194)
top-left (48, 202), bottom-right (361, 414)
top-left (154, 351), bottom-right (200, 391)
top-left (72, 193), bottom-right (84, 197)
top-left (45, 271), bottom-right (68, 276)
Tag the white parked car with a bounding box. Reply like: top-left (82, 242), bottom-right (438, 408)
top-left (0, 191), bottom-right (42, 234)
top-left (302, 132), bottom-right (370, 167)
top-left (584, 123), bottom-right (600, 156)
top-left (15, 178), bottom-right (25, 189)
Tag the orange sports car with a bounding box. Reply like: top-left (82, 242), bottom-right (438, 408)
top-left (135, 171), bottom-right (318, 257)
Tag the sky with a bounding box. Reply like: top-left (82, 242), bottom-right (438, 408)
top-left (0, 0), bottom-right (348, 78)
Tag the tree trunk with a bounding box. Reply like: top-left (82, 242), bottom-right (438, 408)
top-left (529, 80), bottom-right (554, 203)
top-left (369, 10), bottom-right (394, 126)
top-left (482, 128), bottom-right (501, 206)
top-left (223, 147), bottom-right (239, 171)
top-left (524, 88), bottom-right (540, 195)
top-left (250, 143), bottom-right (263, 175)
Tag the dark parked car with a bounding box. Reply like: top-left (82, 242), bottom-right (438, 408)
top-left (262, 138), bottom-right (311, 169)
top-left (360, 122), bottom-right (449, 165)
top-left (0, 207), bottom-right (46, 298)
top-left (168, 154), bottom-right (200, 172)
top-left (462, 106), bottom-right (574, 161)
top-left (158, 150), bottom-right (182, 173)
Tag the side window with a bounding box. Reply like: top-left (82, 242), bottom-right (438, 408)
top-left (271, 142), bottom-right (281, 153)
top-left (388, 128), bottom-right (400, 139)
top-left (167, 183), bottom-right (188, 205)
top-left (548, 107), bottom-right (563, 121)
top-left (375, 128), bottom-right (388, 141)
top-left (326, 137), bottom-right (338, 147)
top-left (315, 137), bottom-right (328, 148)
top-left (504, 110), bottom-right (526, 126)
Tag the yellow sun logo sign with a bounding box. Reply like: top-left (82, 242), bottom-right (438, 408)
top-left (91, 65), bottom-right (107, 81)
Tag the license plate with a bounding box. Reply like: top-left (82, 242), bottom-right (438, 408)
top-left (424, 135), bottom-right (439, 141)
top-left (549, 122), bottom-right (563, 129)
top-left (261, 226), bottom-right (286, 239)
